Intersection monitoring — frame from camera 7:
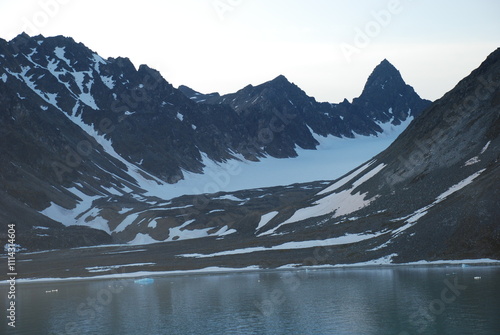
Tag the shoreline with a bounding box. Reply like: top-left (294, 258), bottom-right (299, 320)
top-left (2, 258), bottom-right (499, 285)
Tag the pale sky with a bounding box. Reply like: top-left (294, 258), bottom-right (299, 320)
top-left (1, 0), bottom-right (499, 102)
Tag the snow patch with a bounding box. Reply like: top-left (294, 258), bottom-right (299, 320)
top-left (86, 262), bottom-right (155, 273)
top-left (317, 160), bottom-right (375, 195)
top-left (101, 75), bottom-right (115, 89)
top-left (92, 53), bottom-right (106, 72)
top-left (114, 213), bottom-right (141, 233)
top-left (180, 232), bottom-right (383, 258)
top-left (256, 211), bottom-right (279, 231)
top-left (128, 233), bottom-right (160, 245)
top-left (214, 194), bottom-right (243, 202)
top-left (165, 219), bottom-right (209, 242)
top-left (215, 226), bottom-right (237, 236)
top-left (436, 169), bottom-right (485, 201)
top-left (464, 156), bottom-right (480, 166)
top-left (480, 141), bottom-right (491, 154)
top-left (333, 253), bottom-right (398, 267)
top-left (40, 187), bottom-right (109, 233)
top-left (1, 73), bottom-right (7, 83)
top-left (270, 164), bottom-right (386, 232)
top-left (54, 47), bottom-right (71, 67)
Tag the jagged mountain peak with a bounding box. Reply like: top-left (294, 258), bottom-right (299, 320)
top-left (361, 58), bottom-right (406, 95)
top-left (351, 59), bottom-right (431, 123)
top-left (269, 74), bottom-right (291, 84)
top-left (263, 74), bottom-right (298, 92)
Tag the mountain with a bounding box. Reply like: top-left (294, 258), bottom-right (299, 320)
top-left (1, 33), bottom-right (497, 278)
top-left (11, 46), bottom-right (499, 279)
top-left (0, 33), bottom-right (433, 253)
top-left (350, 59), bottom-right (430, 124)
top-left (180, 62), bottom-right (431, 158)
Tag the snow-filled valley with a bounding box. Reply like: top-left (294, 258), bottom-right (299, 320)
top-left (166, 117), bottom-right (412, 196)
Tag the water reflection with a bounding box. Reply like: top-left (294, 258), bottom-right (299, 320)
top-left (1, 266), bottom-right (499, 335)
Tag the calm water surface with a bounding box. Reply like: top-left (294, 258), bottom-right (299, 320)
top-left (1, 266), bottom-right (499, 335)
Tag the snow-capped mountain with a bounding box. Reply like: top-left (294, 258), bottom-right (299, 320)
top-left (0, 33), bottom-right (432, 253)
top-left (6, 35), bottom-right (498, 280)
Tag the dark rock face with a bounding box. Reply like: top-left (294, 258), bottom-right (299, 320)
top-left (181, 61), bottom-right (432, 158)
top-left (351, 59), bottom-right (431, 124)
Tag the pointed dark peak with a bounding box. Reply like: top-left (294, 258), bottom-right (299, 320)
top-left (14, 32), bottom-right (32, 40)
top-left (267, 74), bottom-right (295, 88)
top-left (8, 33), bottom-right (38, 52)
top-left (379, 58), bottom-right (393, 67)
top-left (365, 59), bottom-right (404, 87)
top-left (355, 59), bottom-right (410, 102)
top-left (10, 32), bottom-right (46, 43)
top-left (260, 75), bottom-right (297, 92)
top-left (271, 74), bottom-right (289, 83)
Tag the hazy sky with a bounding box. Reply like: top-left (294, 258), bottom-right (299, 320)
top-left (1, 0), bottom-right (499, 102)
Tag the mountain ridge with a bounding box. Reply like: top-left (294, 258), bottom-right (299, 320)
top-left (8, 33), bottom-right (499, 270)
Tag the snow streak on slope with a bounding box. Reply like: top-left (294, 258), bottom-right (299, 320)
top-left (261, 163), bottom-right (387, 235)
top-left (390, 169), bottom-right (487, 237)
top-left (40, 187), bottom-right (109, 233)
top-left (179, 232), bottom-right (384, 258)
top-left (256, 211), bottom-right (279, 231)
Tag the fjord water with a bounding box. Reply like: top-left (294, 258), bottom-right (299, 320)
top-left (2, 266), bottom-right (499, 335)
